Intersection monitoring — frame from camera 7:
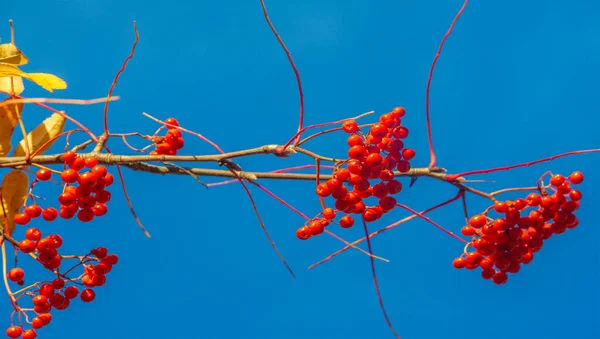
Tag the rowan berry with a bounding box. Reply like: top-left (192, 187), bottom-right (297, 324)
top-left (401, 148), bottom-right (416, 161)
top-left (6, 326), bottom-right (22, 338)
top-left (103, 173), bottom-right (115, 186)
top-left (461, 226), bottom-right (476, 236)
top-left (396, 160), bottom-right (411, 173)
top-left (493, 202), bottom-right (508, 213)
top-left (347, 134), bottom-right (363, 147)
top-left (95, 190), bottom-right (112, 203)
top-left (84, 157), bottom-right (98, 168)
top-left (165, 117), bottom-right (179, 126)
top-left (568, 171), bottom-right (584, 184)
top-left (91, 203), bottom-right (108, 217)
top-left (35, 168), bottom-right (52, 181)
top-left (391, 107), bottom-right (406, 118)
top-left (24, 205), bottom-right (42, 218)
top-left (492, 271), bottom-right (508, 284)
top-left (334, 168), bottom-right (351, 182)
top-left (296, 226), bottom-right (311, 240)
top-left (308, 220), bottom-right (325, 236)
top-left (37, 313), bottom-right (51, 325)
top-left (14, 213), bottom-right (31, 225)
top-left (78, 172), bottom-right (98, 187)
top-left (69, 157), bottom-right (86, 171)
top-left (392, 126), bottom-right (409, 139)
top-left (481, 269), bottom-right (495, 280)
top-left (378, 196), bottom-right (396, 211)
top-left (386, 180), bottom-right (402, 194)
top-left (550, 174), bottom-right (565, 186)
top-left (77, 209), bottom-right (95, 222)
top-left (18, 240), bottom-right (36, 253)
top-left (469, 215), bottom-right (487, 228)
top-left (7, 268), bottom-right (24, 282)
top-left (339, 215), bottom-right (354, 228)
top-left (91, 165), bottom-right (108, 178)
top-left (452, 257), bottom-right (466, 269)
top-left (370, 123), bottom-right (388, 139)
top-left (348, 145), bottom-right (368, 159)
top-left (32, 317), bottom-right (44, 329)
top-left (58, 192), bottom-right (76, 205)
top-left (61, 151), bottom-right (77, 163)
top-left (342, 120), bottom-right (359, 133)
top-left (80, 288), bottom-right (96, 302)
top-left (22, 329), bottom-right (37, 339)
top-left (365, 153), bottom-right (384, 168)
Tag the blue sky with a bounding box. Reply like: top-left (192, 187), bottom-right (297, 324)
top-left (2, 1), bottom-right (599, 338)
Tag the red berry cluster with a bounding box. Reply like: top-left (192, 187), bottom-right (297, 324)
top-left (13, 152), bottom-right (113, 226)
top-left (7, 226), bottom-right (118, 338)
top-left (296, 107), bottom-right (415, 240)
top-left (150, 117), bottom-right (185, 155)
top-left (453, 171), bottom-right (584, 284)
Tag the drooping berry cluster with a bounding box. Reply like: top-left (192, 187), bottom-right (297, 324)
top-left (453, 171), bottom-right (584, 284)
top-left (150, 117), bottom-right (185, 156)
top-left (7, 226), bottom-right (118, 338)
top-left (296, 107), bottom-right (415, 240)
top-left (13, 152), bottom-right (113, 226)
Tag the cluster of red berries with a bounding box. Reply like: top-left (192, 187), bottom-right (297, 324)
top-left (13, 153), bottom-right (113, 226)
top-left (150, 117), bottom-right (185, 155)
top-left (7, 234), bottom-right (117, 339)
top-left (296, 107), bottom-right (415, 240)
top-left (453, 171), bottom-right (584, 284)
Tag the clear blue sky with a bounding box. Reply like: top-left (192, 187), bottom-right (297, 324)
top-left (3, 1), bottom-right (599, 338)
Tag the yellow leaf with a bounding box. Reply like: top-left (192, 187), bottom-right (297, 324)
top-left (0, 97), bottom-right (23, 157)
top-left (0, 169), bottom-right (29, 235)
top-left (0, 43), bottom-right (28, 66)
top-left (0, 64), bottom-right (66, 93)
top-left (26, 73), bottom-right (67, 92)
top-left (0, 76), bottom-right (24, 95)
top-left (14, 112), bottom-right (65, 158)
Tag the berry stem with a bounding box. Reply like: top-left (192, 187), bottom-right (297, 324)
top-left (102, 21), bottom-right (139, 144)
top-left (425, 0), bottom-right (469, 168)
top-left (395, 204), bottom-right (467, 244)
top-left (446, 149), bottom-right (600, 181)
top-left (309, 192), bottom-right (462, 270)
top-left (259, 0), bottom-right (305, 146)
top-left (360, 217), bottom-right (401, 339)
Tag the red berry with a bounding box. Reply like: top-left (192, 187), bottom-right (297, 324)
top-left (322, 208), bottom-right (336, 220)
top-left (401, 148), bottom-right (416, 161)
top-left (550, 174), bottom-right (565, 186)
top-left (568, 171), bottom-right (584, 184)
top-left (493, 202), bottom-right (508, 213)
top-left (316, 183), bottom-right (330, 197)
top-left (60, 169), bottom-right (79, 184)
top-left (469, 215), bottom-right (487, 229)
top-left (42, 207), bottom-right (58, 221)
top-left (6, 326), bottom-right (22, 338)
top-left (78, 172), bottom-right (98, 187)
top-left (296, 226), bottom-right (311, 240)
top-left (18, 240), bottom-right (36, 253)
top-left (84, 157), bottom-right (98, 168)
top-left (22, 329), bottom-right (37, 339)
top-left (35, 169), bottom-right (52, 181)
top-left (58, 192), bottom-right (76, 205)
top-left (69, 157), bottom-right (86, 171)
top-left (24, 205), bottom-right (42, 218)
top-left (339, 215), bottom-right (354, 228)
top-left (103, 173), bottom-right (115, 186)
top-left (342, 120), bottom-right (359, 133)
top-left (61, 151), bottom-right (77, 163)
top-left (492, 271), bottom-right (508, 284)
top-left (91, 203), bottom-right (108, 217)
top-left (452, 257), bottom-right (466, 269)
top-left (81, 288), bottom-right (96, 302)
top-left (64, 286), bottom-right (79, 299)
top-left (95, 190), bottom-right (112, 203)
top-left (461, 226), bottom-right (476, 236)
top-left (77, 209), bottom-right (95, 222)
top-left (308, 220), bottom-right (325, 236)
top-left (13, 213), bottom-right (31, 225)
top-left (391, 106), bottom-right (406, 118)
top-left (165, 117), bottom-right (179, 126)
top-left (25, 228), bottom-right (42, 241)
top-left (396, 160), bottom-right (411, 173)
top-left (7, 268), bottom-right (24, 282)
top-left (569, 190), bottom-right (582, 201)
top-left (370, 123), bottom-right (388, 139)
